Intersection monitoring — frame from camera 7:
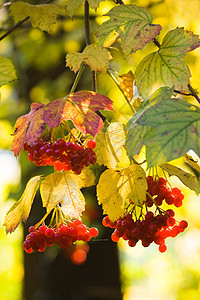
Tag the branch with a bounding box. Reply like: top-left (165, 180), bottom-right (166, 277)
top-left (84, 0), bottom-right (96, 92)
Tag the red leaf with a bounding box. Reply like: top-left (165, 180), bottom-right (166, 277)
top-left (12, 102), bottom-right (45, 156)
top-left (43, 90), bottom-right (113, 136)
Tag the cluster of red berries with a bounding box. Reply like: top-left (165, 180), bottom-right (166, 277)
top-left (23, 220), bottom-right (99, 253)
top-left (23, 138), bottom-right (96, 174)
top-left (102, 211), bottom-right (188, 253)
top-left (146, 176), bottom-right (184, 207)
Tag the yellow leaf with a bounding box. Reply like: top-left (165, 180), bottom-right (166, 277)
top-left (66, 44), bottom-right (112, 73)
top-left (4, 176), bottom-right (41, 233)
top-left (95, 122), bottom-right (126, 169)
top-left (161, 162), bottom-right (200, 193)
top-left (40, 172), bottom-right (86, 219)
top-left (9, 2), bottom-right (67, 32)
top-left (97, 165), bottom-right (147, 221)
top-left (76, 167), bottom-right (96, 188)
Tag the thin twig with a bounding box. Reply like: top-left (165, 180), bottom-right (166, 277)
top-left (153, 38), bottom-right (161, 49)
top-left (174, 89), bottom-right (192, 96)
top-left (0, 17), bottom-right (29, 42)
top-left (84, 0), bottom-right (96, 92)
top-left (0, 0), bottom-right (52, 42)
top-left (113, 0), bottom-right (124, 4)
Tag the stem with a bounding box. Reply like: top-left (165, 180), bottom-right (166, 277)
top-left (84, 0), bottom-right (96, 92)
top-left (69, 63), bottom-right (85, 93)
top-left (34, 211), bottom-right (51, 228)
top-left (107, 69), bottom-right (136, 114)
top-left (188, 83), bottom-right (200, 105)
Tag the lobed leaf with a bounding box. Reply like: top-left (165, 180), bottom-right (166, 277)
top-left (66, 44), bottom-right (111, 73)
top-left (97, 165), bottom-right (147, 221)
top-left (95, 122), bottom-right (126, 169)
top-left (43, 90), bottom-right (114, 137)
top-left (40, 171), bottom-right (88, 219)
top-left (0, 56), bottom-right (17, 88)
top-left (12, 103), bottom-right (46, 156)
top-left (135, 27), bottom-right (200, 99)
top-left (4, 176), bottom-right (41, 233)
top-left (96, 4), bottom-right (162, 56)
top-left (10, 2), bottom-right (67, 32)
top-left (160, 163), bottom-right (200, 193)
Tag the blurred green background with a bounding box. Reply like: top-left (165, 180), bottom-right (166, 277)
top-left (1, 0), bottom-right (200, 299)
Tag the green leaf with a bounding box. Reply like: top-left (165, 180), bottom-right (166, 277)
top-left (66, 44), bottom-right (111, 72)
top-left (95, 122), bottom-right (126, 169)
top-left (40, 171), bottom-right (88, 219)
top-left (125, 87), bottom-right (174, 159)
top-left (96, 4), bottom-right (162, 56)
top-left (160, 163), bottom-right (200, 193)
top-left (135, 27), bottom-right (200, 99)
top-left (0, 56), bottom-right (17, 88)
top-left (138, 99), bottom-right (200, 167)
top-left (4, 176), bottom-right (41, 233)
top-left (97, 165), bottom-right (147, 221)
top-left (66, 0), bottom-right (84, 18)
top-left (10, 2), bottom-right (67, 32)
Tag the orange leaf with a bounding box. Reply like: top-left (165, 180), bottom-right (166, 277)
top-left (118, 70), bottom-right (134, 102)
top-left (43, 90), bottom-right (113, 136)
top-left (12, 102), bottom-right (45, 156)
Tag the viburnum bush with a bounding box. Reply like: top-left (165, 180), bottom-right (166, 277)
top-left (2, 0), bottom-right (200, 255)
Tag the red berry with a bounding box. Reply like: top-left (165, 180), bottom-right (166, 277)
top-left (87, 140), bottom-right (96, 149)
top-left (89, 227), bottom-right (99, 237)
top-left (45, 228), bottom-right (55, 238)
top-left (157, 177), bottom-right (167, 186)
top-left (158, 244), bottom-right (167, 253)
top-left (179, 220), bottom-right (188, 229)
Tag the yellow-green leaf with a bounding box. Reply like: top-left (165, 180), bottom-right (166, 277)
top-left (95, 122), bottom-right (126, 169)
top-left (10, 2), bottom-right (67, 32)
top-left (97, 165), bottom-right (147, 221)
top-left (66, 0), bottom-right (84, 18)
top-left (66, 0), bottom-right (104, 17)
top-left (0, 56), bottom-right (17, 88)
top-left (160, 163), bottom-right (200, 193)
top-left (66, 44), bottom-right (111, 73)
top-left (75, 167), bottom-right (96, 188)
top-left (40, 172), bottom-right (86, 219)
top-left (4, 176), bottom-right (41, 233)
top-left (88, 0), bottom-right (105, 10)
